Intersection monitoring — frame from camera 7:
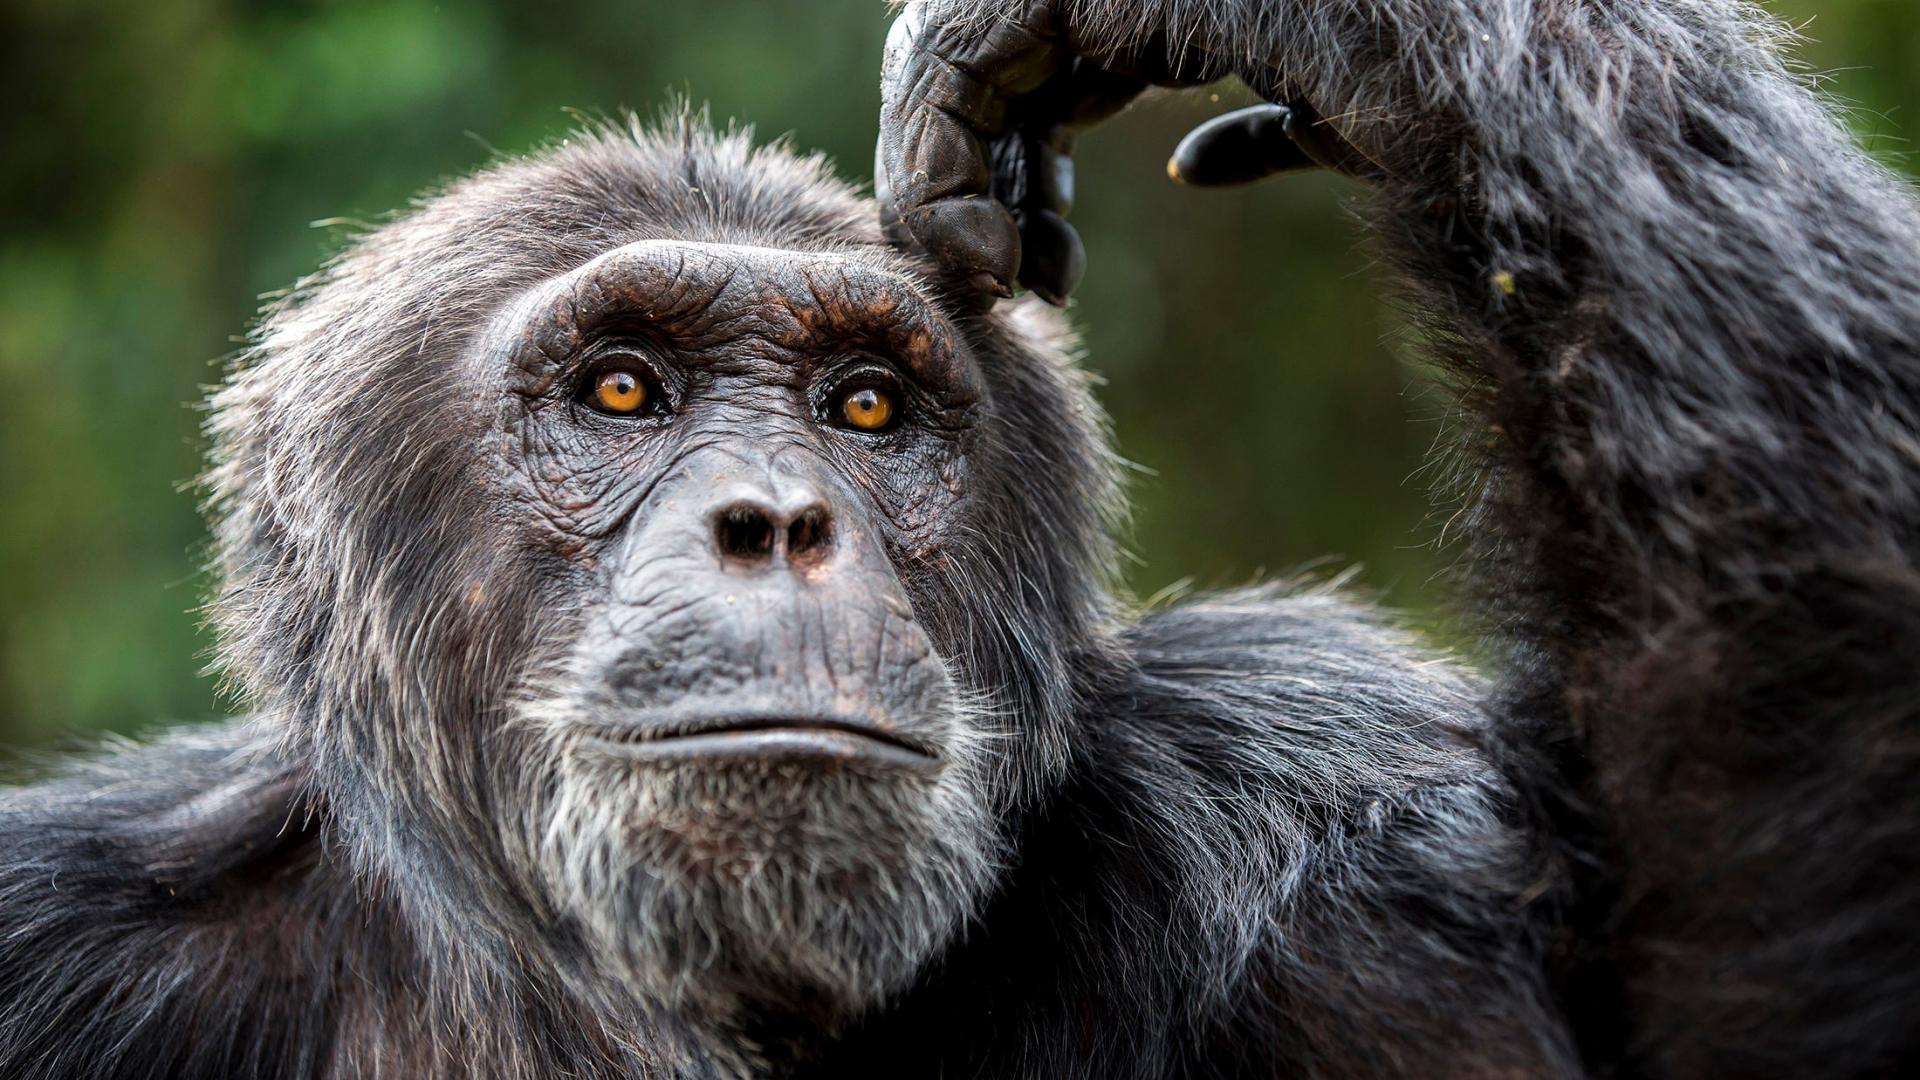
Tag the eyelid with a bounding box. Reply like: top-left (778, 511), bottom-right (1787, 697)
top-left (825, 357), bottom-right (910, 394)
top-left (821, 361), bottom-right (911, 417)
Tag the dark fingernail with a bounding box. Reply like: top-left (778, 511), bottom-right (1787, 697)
top-left (1016, 209), bottom-right (1084, 307)
top-left (969, 271), bottom-right (1014, 299)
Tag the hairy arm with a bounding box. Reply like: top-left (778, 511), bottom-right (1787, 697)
top-left (0, 727), bottom-right (350, 1080)
top-left (879, 1), bottom-right (1920, 1074)
top-left (1094, 590), bottom-right (1575, 1078)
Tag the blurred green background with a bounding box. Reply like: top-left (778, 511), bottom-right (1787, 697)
top-left (3, 0), bottom-right (1917, 750)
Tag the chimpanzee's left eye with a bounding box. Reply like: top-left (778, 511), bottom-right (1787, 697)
top-left (590, 369), bottom-right (648, 415)
top-left (839, 386), bottom-right (896, 432)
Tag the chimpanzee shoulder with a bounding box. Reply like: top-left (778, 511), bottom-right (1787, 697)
top-left (0, 727), bottom-right (358, 1080)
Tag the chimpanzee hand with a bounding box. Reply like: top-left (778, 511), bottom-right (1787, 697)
top-left (876, 0), bottom-right (1372, 305)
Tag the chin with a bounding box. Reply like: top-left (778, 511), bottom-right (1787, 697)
top-left (526, 714), bottom-right (1003, 1020)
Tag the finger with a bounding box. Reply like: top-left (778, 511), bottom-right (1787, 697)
top-left (1016, 207), bottom-right (1085, 305)
top-left (988, 129), bottom-right (1071, 216)
top-left (1168, 104), bottom-right (1320, 187)
top-left (1027, 136), bottom-right (1073, 218)
top-left (982, 63), bottom-right (1145, 304)
top-left (878, 3), bottom-right (1066, 296)
top-left (1045, 59), bottom-right (1149, 134)
top-left (902, 197), bottom-right (1022, 300)
top-left (991, 132), bottom-right (1080, 304)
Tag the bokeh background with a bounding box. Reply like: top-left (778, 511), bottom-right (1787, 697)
top-left (3, 0), bottom-right (1917, 750)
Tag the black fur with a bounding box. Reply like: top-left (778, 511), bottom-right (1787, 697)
top-left (1, 117), bottom-right (1555, 1078)
top-left (809, 589), bottom-right (1571, 1076)
top-left (885, 0), bottom-right (1920, 1073)
top-left (5, 0), bottom-right (1919, 1075)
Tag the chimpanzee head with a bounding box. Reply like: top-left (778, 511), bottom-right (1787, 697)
top-left (203, 116), bottom-right (1120, 1025)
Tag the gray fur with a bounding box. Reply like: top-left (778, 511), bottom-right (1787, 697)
top-left (0, 115), bottom-right (1552, 1078)
top-left (7, 0), bottom-right (1920, 1074)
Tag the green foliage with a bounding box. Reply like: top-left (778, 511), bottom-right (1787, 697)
top-left (2, 0), bottom-right (1915, 746)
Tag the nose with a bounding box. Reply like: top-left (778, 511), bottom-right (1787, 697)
top-left (711, 499), bottom-right (836, 572)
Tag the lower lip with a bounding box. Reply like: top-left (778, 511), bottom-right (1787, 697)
top-left (583, 727), bottom-right (940, 773)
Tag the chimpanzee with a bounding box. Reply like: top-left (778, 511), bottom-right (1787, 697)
top-left (2, 0), bottom-right (1916, 1077)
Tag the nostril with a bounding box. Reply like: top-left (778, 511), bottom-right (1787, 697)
top-left (787, 507), bottom-right (834, 564)
top-left (715, 504), bottom-right (778, 564)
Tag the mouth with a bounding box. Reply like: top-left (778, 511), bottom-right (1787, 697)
top-left (581, 716), bottom-right (941, 773)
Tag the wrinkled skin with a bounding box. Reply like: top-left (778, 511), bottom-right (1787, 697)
top-left (874, 0), bottom-right (1373, 302)
top-left (494, 240), bottom-right (1004, 1019)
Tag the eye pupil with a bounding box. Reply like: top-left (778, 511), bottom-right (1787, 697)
top-left (842, 387), bottom-right (893, 431)
top-left (593, 369), bottom-right (647, 414)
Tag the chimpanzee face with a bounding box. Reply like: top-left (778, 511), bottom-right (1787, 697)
top-left (210, 129), bottom-right (1117, 1029)
top-left (483, 240), bottom-right (1003, 1015)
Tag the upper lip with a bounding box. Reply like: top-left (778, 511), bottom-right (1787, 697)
top-left (580, 715), bottom-right (940, 772)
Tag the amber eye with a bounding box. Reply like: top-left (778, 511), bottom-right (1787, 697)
top-left (591, 369), bottom-right (647, 414)
top-left (840, 387), bottom-right (895, 431)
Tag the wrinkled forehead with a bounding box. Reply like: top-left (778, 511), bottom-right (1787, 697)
top-left (493, 239), bottom-right (969, 391)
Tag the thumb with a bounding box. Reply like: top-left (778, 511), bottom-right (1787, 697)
top-left (1167, 104), bottom-right (1319, 187)
top-left (1168, 101), bottom-right (1383, 186)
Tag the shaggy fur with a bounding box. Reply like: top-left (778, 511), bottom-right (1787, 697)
top-left (880, 0), bottom-right (1920, 1074)
top-left (3, 0), bottom-right (1917, 1077)
top-left (0, 116), bottom-right (1558, 1078)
